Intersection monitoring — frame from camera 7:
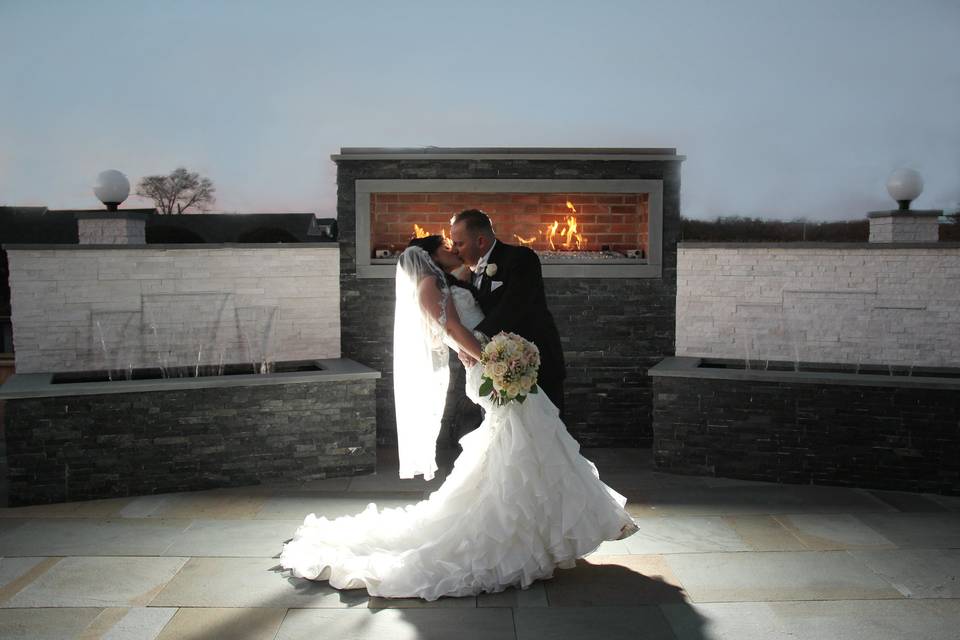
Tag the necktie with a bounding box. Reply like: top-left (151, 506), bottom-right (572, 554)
top-left (473, 263), bottom-right (485, 289)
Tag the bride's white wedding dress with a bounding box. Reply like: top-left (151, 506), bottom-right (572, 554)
top-left (280, 286), bottom-right (637, 601)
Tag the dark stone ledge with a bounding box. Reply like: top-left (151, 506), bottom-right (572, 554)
top-left (2, 243), bottom-right (340, 251)
top-left (677, 242), bottom-right (960, 250)
top-left (0, 358), bottom-right (380, 400)
top-left (650, 357), bottom-right (960, 391)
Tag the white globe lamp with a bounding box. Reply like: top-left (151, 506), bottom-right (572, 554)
top-left (886, 168), bottom-right (923, 211)
top-left (93, 170), bottom-right (130, 211)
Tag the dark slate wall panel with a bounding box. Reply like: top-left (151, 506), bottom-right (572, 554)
top-left (337, 159), bottom-right (680, 447)
top-left (4, 379), bottom-right (377, 505)
top-left (653, 376), bottom-right (960, 495)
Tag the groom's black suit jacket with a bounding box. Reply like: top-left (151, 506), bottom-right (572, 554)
top-left (474, 241), bottom-right (566, 395)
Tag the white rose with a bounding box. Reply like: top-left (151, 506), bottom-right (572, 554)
top-left (493, 362), bottom-right (508, 377)
top-left (506, 382), bottom-right (521, 397)
top-left (485, 263), bottom-right (498, 277)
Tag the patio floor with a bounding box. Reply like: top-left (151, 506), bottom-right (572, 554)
top-left (0, 447), bottom-right (958, 639)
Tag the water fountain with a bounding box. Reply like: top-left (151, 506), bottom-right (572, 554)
top-left (657, 232), bottom-right (960, 497)
top-left (3, 294), bottom-right (378, 505)
top-left (0, 197), bottom-right (378, 505)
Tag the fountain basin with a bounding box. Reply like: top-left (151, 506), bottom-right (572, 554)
top-left (50, 359), bottom-right (325, 384)
top-left (0, 358), bottom-right (379, 506)
top-left (649, 357), bottom-right (960, 495)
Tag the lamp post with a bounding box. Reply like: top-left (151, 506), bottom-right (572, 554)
top-left (78, 170), bottom-right (150, 245)
top-left (886, 168), bottom-right (923, 211)
top-left (93, 170), bottom-right (130, 211)
top-left (868, 169), bottom-right (940, 243)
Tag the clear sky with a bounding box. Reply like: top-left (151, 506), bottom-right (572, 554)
top-left (1, 0), bottom-right (957, 220)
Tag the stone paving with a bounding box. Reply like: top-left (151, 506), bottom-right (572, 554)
top-left (0, 448), bottom-right (958, 639)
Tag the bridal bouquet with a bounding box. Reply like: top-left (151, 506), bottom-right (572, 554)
top-left (478, 332), bottom-right (540, 405)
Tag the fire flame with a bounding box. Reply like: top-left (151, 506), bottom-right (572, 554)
top-left (562, 215), bottom-right (583, 250)
top-left (541, 202), bottom-right (587, 251)
top-left (412, 224), bottom-right (449, 244)
top-left (544, 220), bottom-right (560, 250)
top-left (412, 202), bottom-right (586, 253)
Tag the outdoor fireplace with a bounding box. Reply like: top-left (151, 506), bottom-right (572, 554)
top-left (335, 147), bottom-right (683, 447)
top-left (347, 149), bottom-right (677, 279)
top-left (359, 183), bottom-right (660, 278)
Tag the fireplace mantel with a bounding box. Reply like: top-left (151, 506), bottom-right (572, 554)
top-left (333, 147), bottom-right (684, 162)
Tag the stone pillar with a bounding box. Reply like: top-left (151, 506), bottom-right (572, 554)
top-left (76, 211), bottom-right (153, 244)
top-left (868, 210), bottom-right (941, 243)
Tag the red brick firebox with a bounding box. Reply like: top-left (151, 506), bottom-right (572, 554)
top-left (370, 192), bottom-right (649, 256)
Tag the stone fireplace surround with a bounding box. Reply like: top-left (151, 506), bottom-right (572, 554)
top-left (334, 147), bottom-right (684, 447)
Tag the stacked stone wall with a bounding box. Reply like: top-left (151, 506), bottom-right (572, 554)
top-left (676, 245), bottom-right (960, 368)
top-left (653, 374), bottom-right (960, 495)
top-left (337, 159), bottom-right (680, 447)
top-left (7, 245), bottom-right (341, 374)
top-left (5, 378), bottom-right (376, 505)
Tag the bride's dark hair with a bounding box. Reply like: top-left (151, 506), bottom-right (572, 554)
top-left (406, 235), bottom-right (479, 301)
top-left (407, 235), bottom-right (445, 255)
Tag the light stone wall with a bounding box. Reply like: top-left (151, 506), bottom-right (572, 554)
top-left (8, 246), bottom-right (340, 374)
top-left (77, 218), bottom-right (146, 244)
top-left (676, 245), bottom-right (960, 367)
top-left (868, 215), bottom-right (939, 243)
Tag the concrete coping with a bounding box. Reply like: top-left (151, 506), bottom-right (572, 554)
top-left (337, 146), bottom-right (677, 155)
top-left (74, 210), bottom-right (155, 220)
top-left (0, 358), bottom-right (380, 400)
top-left (649, 356), bottom-right (960, 390)
top-left (677, 241), bottom-right (960, 249)
top-left (867, 210), bottom-right (943, 219)
top-left (2, 242), bottom-right (340, 251)
top-left (332, 146), bottom-right (685, 162)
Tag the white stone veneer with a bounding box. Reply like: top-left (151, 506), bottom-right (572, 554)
top-left (868, 215), bottom-right (939, 243)
top-left (7, 245), bottom-right (340, 374)
top-left (676, 245), bottom-right (960, 368)
top-left (77, 217), bottom-right (146, 244)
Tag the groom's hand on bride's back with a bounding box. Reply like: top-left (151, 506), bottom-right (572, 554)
top-left (458, 351), bottom-right (477, 368)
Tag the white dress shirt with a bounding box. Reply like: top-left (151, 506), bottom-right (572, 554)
top-left (472, 240), bottom-right (497, 288)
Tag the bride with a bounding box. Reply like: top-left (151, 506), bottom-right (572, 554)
top-left (280, 235), bottom-right (637, 601)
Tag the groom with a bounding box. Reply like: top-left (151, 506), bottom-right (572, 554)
top-left (450, 209), bottom-right (566, 416)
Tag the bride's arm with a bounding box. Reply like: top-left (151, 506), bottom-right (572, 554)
top-left (448, 264), bottom-right (472, 283)
top-left (418, 278), bottom-right (484, 361)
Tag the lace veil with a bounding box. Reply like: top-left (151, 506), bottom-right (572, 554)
top-left (393, 245), bottom-right (450, 480)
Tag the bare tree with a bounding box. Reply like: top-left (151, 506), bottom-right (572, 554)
top-left (136, 167), bottom-right (216, 214)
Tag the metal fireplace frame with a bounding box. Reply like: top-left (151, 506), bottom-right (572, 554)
top-left (354, 178), bottom-right (664, 279)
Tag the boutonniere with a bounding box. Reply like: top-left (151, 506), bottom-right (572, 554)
top-left (485, 263), bottom-right (498, 277)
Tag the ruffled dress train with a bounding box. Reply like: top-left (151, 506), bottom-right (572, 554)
top-left (280, 365), bottom-right (637, 601)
